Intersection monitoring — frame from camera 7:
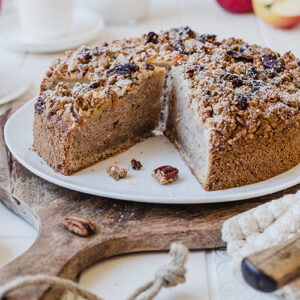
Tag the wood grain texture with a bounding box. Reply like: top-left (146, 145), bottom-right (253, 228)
top-left (0, 103), bottom-right (299, 299)
top-left (243, 233), bottom-right (300, 292)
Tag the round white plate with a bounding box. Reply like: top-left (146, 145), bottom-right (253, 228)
top-left (0, 10), bottom-right (104, 53)
top-left (4, 98), bottom-right (300, 204)
top-left (0, 63), bottom-right (30, 105)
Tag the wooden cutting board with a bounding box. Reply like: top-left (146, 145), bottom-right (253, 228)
top-left (0, 104), bottom-right (299, 300)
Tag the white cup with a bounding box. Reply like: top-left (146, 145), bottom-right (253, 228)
top-left (16, 0), bottom-right (73, 39)
top-left (97, 0), bottom-right (150, 25)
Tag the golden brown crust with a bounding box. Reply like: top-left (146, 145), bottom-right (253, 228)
top-left (166, 117), bottom-right (300, 191)
top-left (206, 123), bottom-right (300, 190)
top-left (34, 107), bottom-right (154, 175)
top-left (33, 111), bottom-right (71, 174)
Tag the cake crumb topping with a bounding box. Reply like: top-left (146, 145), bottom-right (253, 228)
top-left (106, 165), bottom-right (128, 181)
top-left (36, 27), bottom-right (300, 147)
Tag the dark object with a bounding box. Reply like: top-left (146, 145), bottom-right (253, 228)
top-left (241, 234), bottom-right (300, 293)
top-left (220, 72), bottom-right (243, 87)
top-left (235, 93), bottom-right (248, 110)
top-left (186, 65), bottom-right (205, 77)
top-left (35, 97), bottom-right (45, 115)
top-left (87, 82), bottom-right (100, 90)
top-left (248, 79), bottom-right (264, 91)
top-left (226, 50), bottom-right (235, 56)
top-left (241, 258), bottom-right (277, 293)
top-left (226, 49), bottom-right (253, 63)
top-left (79, 48), bottom-right (92, 64)
top-left (174, 40), bottom-right (185, 54)
top-left (131, 159), bottom-right (142, 170)
top-left (240, 45), bottom-right (250, 53)
top-left (177, 26), bottom-right (195, 38)
top-left (260, 54), bottom-right (285, 73)
top-left (174, 61), bottom-right (186, 66)
top-left (145, 31), bottom-right (159, 44)
top-left (196, 34), bottom-right (216, 43)
top-left (246, 66), bottom-right (258, 79)
top-left (173, 26), bottom-right (195, 54)
top-left (107, 63), bottom-right (139, 76)
top-left (145, 64), bottom-right (155, 70)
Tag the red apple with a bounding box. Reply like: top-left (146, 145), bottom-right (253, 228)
top-left (216, 0), bottom-right (253, 13)
top-left (253, 0), bottom-right (300, 29)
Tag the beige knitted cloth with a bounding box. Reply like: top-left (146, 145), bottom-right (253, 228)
top-left (222, 190), bottom-right (300, 300)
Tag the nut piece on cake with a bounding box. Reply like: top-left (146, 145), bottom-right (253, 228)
top-left (152, 165), bottom-right (179, 184)
top-left (131, 159), bottom-right (142, 170)
top-left (106, 165), bottom-right (128, 181)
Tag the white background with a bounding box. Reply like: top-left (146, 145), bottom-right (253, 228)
top-left (0, 0), bottom-right (299, 299)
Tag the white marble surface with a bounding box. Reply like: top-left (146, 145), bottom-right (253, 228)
top-left (0, 0), bottom-right (299, 299)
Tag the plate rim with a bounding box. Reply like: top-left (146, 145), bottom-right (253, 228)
top-left (0, 10), bottom-right (104, 53)
top-left (0, 64), bottom-right (30, 105)
top-left (4, 98), bottom-right (300, 204)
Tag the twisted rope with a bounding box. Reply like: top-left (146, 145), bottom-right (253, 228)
top-left (0, 243), bottom-right (189, 300)
top-left (127, 243), bottom-right (189, 300)
top-left (0, 274), bottom-right (102, 300)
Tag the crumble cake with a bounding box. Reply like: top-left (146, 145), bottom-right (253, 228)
top-left (33, 27), bottom-right (300, 190)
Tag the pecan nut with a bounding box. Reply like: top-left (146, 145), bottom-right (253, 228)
top-left (106, 165), bottom-right (128, 181)
top-left (152, 165), bottom-right (179, 184)
top-left (62, 216), bottom-right (96, 237)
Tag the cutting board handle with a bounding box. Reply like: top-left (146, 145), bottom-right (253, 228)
top-left (241, 233), bottom-right (300, 292)
top-left (0, 103), bottom-right (298, 299)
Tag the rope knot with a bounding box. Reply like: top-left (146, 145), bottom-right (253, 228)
top-left (155, 265), bottom-right (186, 287)
top-left (155, 243), bottom-right (189, 287)
top-left (127, 243), bottom-right (189, 300)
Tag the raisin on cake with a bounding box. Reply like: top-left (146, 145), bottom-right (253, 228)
top-left (33, 27), bottom-right (300, 190)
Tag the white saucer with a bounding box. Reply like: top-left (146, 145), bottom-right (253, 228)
top-left (0, 10), bottom-right (104, 53)
top-left (4, 98), bottom-right (300, 204)
top-left (0, 63), bottom-right (30, 105)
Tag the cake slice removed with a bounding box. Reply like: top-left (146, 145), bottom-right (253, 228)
top-left (33, 63), bottom-right (166, 175)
